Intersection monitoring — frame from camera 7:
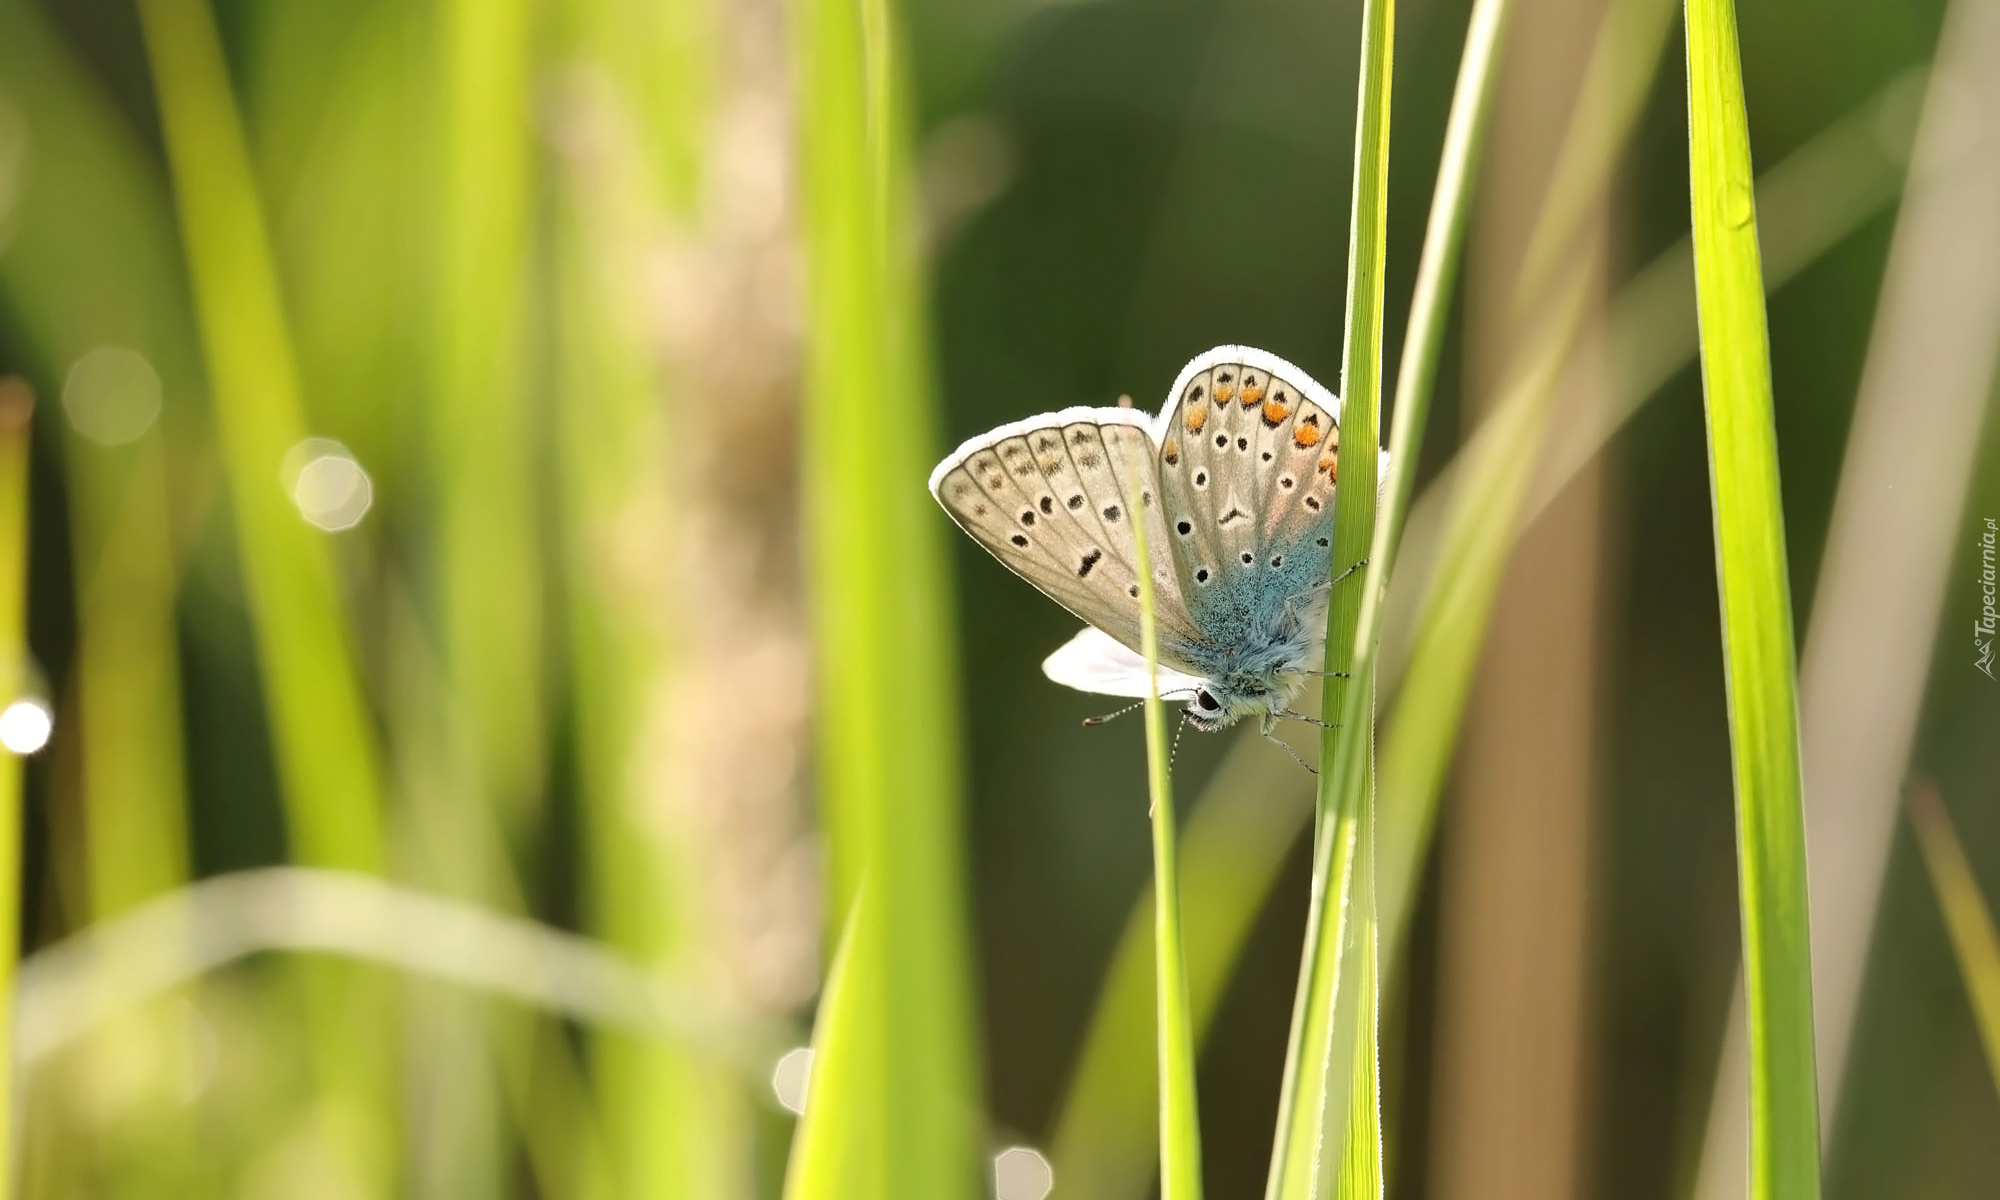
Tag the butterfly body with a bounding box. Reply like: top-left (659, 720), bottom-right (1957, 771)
top-left (930, 346), bottom-right (1363, 745)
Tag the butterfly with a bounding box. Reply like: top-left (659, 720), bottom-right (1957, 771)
top-left (929, 345), bottom-right (1374, 762)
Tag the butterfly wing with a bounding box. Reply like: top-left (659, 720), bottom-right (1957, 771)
top-left (1153, 347), bottom-right (1345, 614)
top-left (1042, 626), bottom-right (1205, 699)
top-left (929, 408), bottom-right (1202, 666)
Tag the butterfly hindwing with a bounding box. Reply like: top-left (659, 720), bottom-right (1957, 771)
top-left (1155, 350), bottom-right (1343, 627)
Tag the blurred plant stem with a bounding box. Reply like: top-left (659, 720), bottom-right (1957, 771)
top-left (433, 0), bottom-right (545, 845)
top-left (786, 0), bottom-right (980, 1192)
top-left (0, 7), bottom-right (216, 1190)
top-left (0, 383), bottom-right (32, 1200)
top-left (1264, 0), bottom-right (1392, 1194)
top-left (1425, 0), bottom-right (1609, 1191)
top-left (1906, 782), bottom-right (2000, 1087)
top-left (14, 867), bottom-right (790, 1067)
top-left (547, 0), bottom-right (763, 1194)
top-left (133, 0), bottom-right (394, 1183)
top-left (1684, 0), bottom-right (1822, 1192)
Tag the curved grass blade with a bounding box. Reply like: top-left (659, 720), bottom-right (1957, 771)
top-left (1683, 0), bottom-right (1823, 1193)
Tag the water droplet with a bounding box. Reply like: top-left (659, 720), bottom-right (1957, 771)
top-left (1725, 180), bottom-right (1755, 230)
top-left (770, 1046), bottom-right (814, 1114)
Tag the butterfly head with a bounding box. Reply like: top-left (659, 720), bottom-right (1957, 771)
top-left (1182, 673), bottom-right (1290, 732)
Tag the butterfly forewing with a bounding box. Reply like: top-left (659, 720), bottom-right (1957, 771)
top-left (932, 414), bottom-right (1200, 657)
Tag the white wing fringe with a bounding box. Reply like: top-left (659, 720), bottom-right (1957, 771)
top-left (1041, 627), bottom-right (1204, 699)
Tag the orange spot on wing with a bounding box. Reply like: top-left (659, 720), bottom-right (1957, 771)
top-left (1262, 399), bottom-right (1289, 426)
top-left (1319, 453), bottom-right (1338, 481)
top-left (1184, 405), bottom-right (1207, 433)
top-left (1293, 422), bottom-right (1322, 449)
top-left (1213, 384), bottom-right (1237, 405)
top-left (1163, 438), bottom-right (1180, 465)
top-left (1240, 385), bottom-right (1265, 407)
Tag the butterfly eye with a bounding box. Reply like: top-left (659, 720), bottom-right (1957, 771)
top-left (1195, 690), bottom-right (1221, 713)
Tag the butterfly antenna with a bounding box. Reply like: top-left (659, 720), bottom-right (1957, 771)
top-left (1081, 699), bottom-right (1147, 727)
top-left (1170, 711), bottom-right (1191, 774)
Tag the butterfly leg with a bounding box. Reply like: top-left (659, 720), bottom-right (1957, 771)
top-left (1329, 556), bottom-right (1370, 589)
top-left (1259, 712), bottom-right (1319, 775)
top-left (1275, 709), bottom-right (1339, 730)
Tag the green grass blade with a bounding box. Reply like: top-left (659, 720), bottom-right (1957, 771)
top-left (1264, 0), bottom-right (1394, 1194)
top-left (132, 0), bottom-right (386, 875)
top-left (1906, 781), bottom-right (2000, 1086)
top-left (0, 385), bottom-right (32, 1200)
top-left (787, 0), bottom-right (980, 1192)
top-left (0, 4), bottom-right (198, 926)
top-left (1683, 0), bottom-right (1822, 1194)
top-left (1378, 0), bottom-right (1508, 560)
top-left (432, 0), bottom-right (545, 833)
top-left (1126, 442), bottom-right (1205, 1200)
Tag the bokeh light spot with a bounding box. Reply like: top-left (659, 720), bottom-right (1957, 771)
top-left (63, 347), bottom-right (163, 446)
top-left (993, 1146), bottom-right (1054, 1200)
top-left (0, 698), bottom-right (52, 755)
top-left (283, 438), bottom-right (374, 531)
top-left (771, 1046), bottom-right (813, 1115)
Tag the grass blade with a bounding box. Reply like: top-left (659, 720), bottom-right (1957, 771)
top-left (787, 0), bottom-right (980, 1193)
top-left (1264, 0), bottom-right (1394, 1194)
top-left (1126, 443), bottom-right (1205, 1199)
top-left (0, 384), bottom-right (32, 1200)
top-left (1906, 781), bottom-right (2000, 1086)
top-left (1682, 0), bottom-right (1822, 1194)
top-left (132, 0), bottom-right (386, 874)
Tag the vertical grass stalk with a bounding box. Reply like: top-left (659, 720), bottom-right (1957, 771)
top-left (1127, 444), bottom-right (1205, 1200)
top-left (788, 0), bottom-right (980, 1192)
top-left (1682, 0), bottom-right (1822, 1194)
top-left (1265, 0), bottom-right (1394, 1193)
top-left (0, 384), bottom-right (32, 1200)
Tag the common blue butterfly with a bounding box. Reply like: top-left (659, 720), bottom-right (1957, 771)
top-left (929, 346), bottom-right (1376, 755)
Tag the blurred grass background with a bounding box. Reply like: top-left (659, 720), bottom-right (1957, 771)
top-left (0, 0), bottom-right (1996, 1197)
